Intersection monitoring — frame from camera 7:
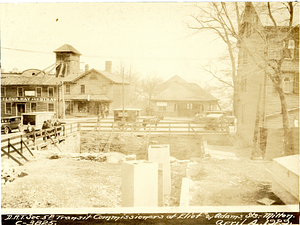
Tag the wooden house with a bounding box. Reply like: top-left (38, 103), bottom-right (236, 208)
top-left (1, 69), bottom-right (60, 117)
top-left (236, 3), bottom-right (299, 157)
top-left (151, 75), bottom-right (219, 117)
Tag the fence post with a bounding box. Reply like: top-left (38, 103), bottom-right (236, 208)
top-left (169, 123), bottom-right (171, 136)
top-left (77, 122), bottom-right (81, 132)
top-left (20, 135), bottom-right (23, 153)
top-left (8, 138), bottom-right (10, 159)
top-left (70, 123), bottom-right (73, 133)
top-left (188, 123), bottom-right (190, 136)
top-left (33, 131), bottom-right (36, 146)
top-left (63, 125), bottom-right (66, 136)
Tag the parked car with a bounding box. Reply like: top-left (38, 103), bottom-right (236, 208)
top-left (1, 116), bottom-right (23, 134)
top-left (203, 114), bottom-right (228, 131)
top-left (193, 113), bottom-right (205, 123)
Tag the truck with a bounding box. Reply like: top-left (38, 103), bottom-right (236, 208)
top-left (21, 112), bottom-right (56, 131)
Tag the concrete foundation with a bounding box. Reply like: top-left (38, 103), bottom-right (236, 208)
top-left (122, 160), bottom-right (158, 207)
top-left (148, 144), bottom-right (171, 196)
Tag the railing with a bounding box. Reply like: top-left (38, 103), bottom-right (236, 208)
top-left (1, 121), bottom-right (230, 165)
top-left (1, 124), bottom-right (71, 165)
top-left (78, 121), bottom-right (230, 135)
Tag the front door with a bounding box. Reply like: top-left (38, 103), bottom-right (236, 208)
top-left (16, 104), bottom-right (26, 116)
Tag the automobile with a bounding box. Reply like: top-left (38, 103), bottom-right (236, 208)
top-left (203, 114), bottom-right (228, 131)
top-left (193, 113), bottom-right (205, 123)
top-left (1, 116), bottom-right (23, 134)
top-left (22, 112), bottom-right (56, 132)
top-left (194, 110), bottom-right (235, 126)
top-left (113, 108), bottom-right (142, 130)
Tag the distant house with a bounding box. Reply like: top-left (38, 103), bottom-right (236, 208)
top-left (61, 66), bottom-right (130, 117)
top-left (236, 3), bottom-right (299, 156)
top-left (151, 75), bottom-right (219, 117)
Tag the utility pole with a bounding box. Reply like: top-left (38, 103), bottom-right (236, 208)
top-left (61, 81), bottom-right (65, 120)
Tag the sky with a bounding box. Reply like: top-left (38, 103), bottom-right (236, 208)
top-left (0, 2), bottom-right (227, 85)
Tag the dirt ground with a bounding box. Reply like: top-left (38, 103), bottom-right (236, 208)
top-left (1, 132), bottom-right (283, 208)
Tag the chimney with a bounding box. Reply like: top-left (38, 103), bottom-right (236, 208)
top-left (105, 61), bottom-right (112, 73)
top-left (85, 64), bottom-right (89, 72)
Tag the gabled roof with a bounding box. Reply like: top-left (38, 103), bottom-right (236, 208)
top-left (242, 2), bottom-right (299, 28)
top-left (153, 82), bottom-right (218, 102)
top-left (1, 75), bottom-right (60, 86)
top-left (61, 68), bottom-right (130, 84)
top-left (53, 44), bottom-right (81, 55)
top-left (155, 75), bottom-right (188, 94)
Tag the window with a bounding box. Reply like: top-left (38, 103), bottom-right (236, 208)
top-left (159, 106), bottom-right (166, 111)
top-left (78, 102), bottom-right (87, 113)
top-left (5, 103), bottom-right (12, 114)
top-left (31, 103), bottom-right (37, 112)
top-left (283, 39), bottom-right (295, 59)
top-left (17, 87), bottom-right (23, 97)
top-left (1, 87), bottom-right (6, 97)
top-left (48, 87), bottom-right (54, 97)
top-left (283, 76), bottom-right (292, 93)
top-left (48, 103), bottom-right (54, 111)
top-left (293, 73), bottom-right (299, 94)
top-left (36, 87), bottom-right (42, 97)
top-left (81, 85), bottom-right (85, 94)
top-left (102, 85), bottom-right (107, 93)
top-left (66, 85), bottom-right (70, 94)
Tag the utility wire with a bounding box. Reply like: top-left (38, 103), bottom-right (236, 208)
top-left (1, 46), bottom-right (231, 61)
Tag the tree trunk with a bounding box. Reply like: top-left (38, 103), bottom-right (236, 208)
top-left (275, 83), bottom-right (294, 155)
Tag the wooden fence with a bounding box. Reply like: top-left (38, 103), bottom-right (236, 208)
top-left (1, 123), bottom-right (77, 165)
top-left (1, 121), bottom-right (229, 165)
top-left (79, 120), bottom-right (230, 135)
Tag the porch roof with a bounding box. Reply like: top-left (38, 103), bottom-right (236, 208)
top-left (64, 94), bottom-right (111, 101)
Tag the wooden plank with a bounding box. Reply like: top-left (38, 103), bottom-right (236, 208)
top-left (180, 177), bottom-right (190, 207)
top-left (21, 140), bottom-right (35, 157)
top-left (1, 148), bottom-right (23, 166)
top-left (8, 142), bottom-right (28, 161)
top-left (46, 131), bottom-right (62, 152)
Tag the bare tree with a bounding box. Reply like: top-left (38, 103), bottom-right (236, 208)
top-left (140, 73), bottom-right (164, 116)
top-left (187, 2), bottom-right (243, 115)
top-left (188, 2), bottom-right (299, 155)
top-left (113, 61), bottom-right (143, 108)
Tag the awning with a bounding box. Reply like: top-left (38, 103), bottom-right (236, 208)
top-left (64, 94), bottom-right (111, 102)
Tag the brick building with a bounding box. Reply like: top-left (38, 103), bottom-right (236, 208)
top-left (236, 3), bottom-right (299, 156)
top-left (1, 44), bottom-right (130, 118)
top-left (151, 75), bottom-right (219, 117)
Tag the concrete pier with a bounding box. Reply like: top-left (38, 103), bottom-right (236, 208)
top-left (122, 160), bottom-right (158, 207)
